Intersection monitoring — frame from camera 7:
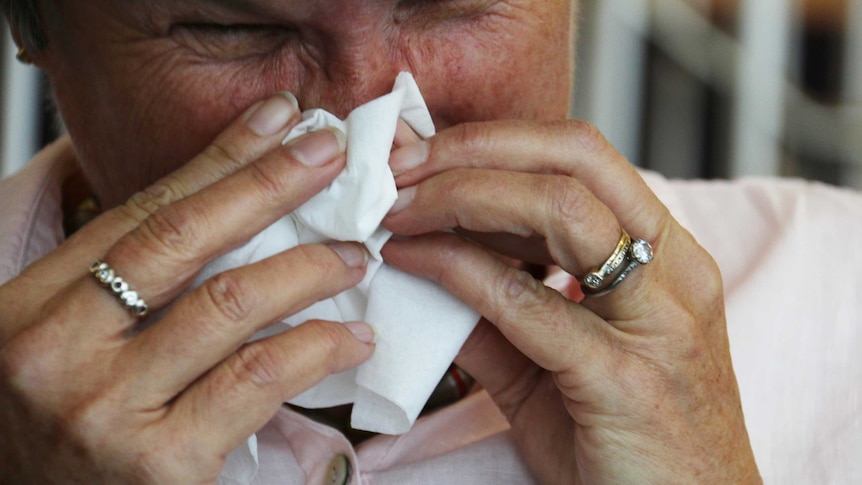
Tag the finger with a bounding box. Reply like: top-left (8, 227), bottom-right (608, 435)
top-left (382, 233), bottom-right (611, 375)
top-left (393, 118), bottom-right (423, 148)
top-left (92, 129), bottom-right (346, 326)
top-left (126, 242), bottom-right (368, 405)
top-left (385, 168), bottom-right (620, 278)
top-left (46, 93), bottom-right (300, 286)
top-left (404, 121), bottom-right (713, 321)
top-left (457, 230), bottom-right (555, 267)
top-left (2, 94), bottom-right (302, 332)
top-left (453, 319), bottom-right (540, 418)
top-left (392, 120), bottom-right (671, 243)
top-left (169, 319), bottom-right (375, 458)
top-left (453, 319), bottom-right (578, 478)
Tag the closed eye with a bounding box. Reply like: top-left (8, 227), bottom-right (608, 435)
top-left (176, 23), bottom-right (284, 35)
top-left (170, 23), bottom-right (298, 60)
top-left (394, 0), bottom-right (501, 25)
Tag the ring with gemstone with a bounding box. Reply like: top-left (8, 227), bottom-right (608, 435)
top-left (580, 229), bottom-right (632, 293)
top-left (89, 260), bottom-right (149, 317)
top-left (582, 238), bottom-right (654, 297)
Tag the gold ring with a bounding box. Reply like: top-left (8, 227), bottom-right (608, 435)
top-left (580, 229), bottom-right (631, 292)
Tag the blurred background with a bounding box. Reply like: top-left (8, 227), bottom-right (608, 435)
top-left (2, 0), bottom-right (862, 188)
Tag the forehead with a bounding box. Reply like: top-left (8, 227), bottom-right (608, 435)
top-left (123, 0), bottom-right (507, 19)
top-left (90, 0), bottom-right (563, 41)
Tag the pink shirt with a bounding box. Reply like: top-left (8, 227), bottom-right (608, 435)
top-left (2, 139), bottom-right (861, 483)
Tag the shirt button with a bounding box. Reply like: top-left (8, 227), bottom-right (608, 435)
top-left (324, 454), bottom-right (351, 485)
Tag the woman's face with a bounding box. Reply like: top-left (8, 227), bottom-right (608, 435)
top-left (36, 0), bottom-right (575, 206)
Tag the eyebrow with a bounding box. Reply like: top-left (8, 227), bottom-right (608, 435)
top-left (145, 0), bottom-right (300, 21)
top-left (193, 0), bottom-right (288, 18)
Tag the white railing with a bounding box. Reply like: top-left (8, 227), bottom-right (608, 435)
top-left (0, 22), bottom-right (42, 179)
top-left (574, 0), bottom-right (862, 188)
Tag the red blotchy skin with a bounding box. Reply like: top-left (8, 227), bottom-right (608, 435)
top-left (37, 0), bottom-right (574, 208)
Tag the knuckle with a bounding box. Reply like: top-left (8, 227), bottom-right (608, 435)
top-left (449, 122), bottom-right (493, 157)
top-left (698, 255), bottom-right (726, 304)
top-left (131, 204), bottom-right (200, 260)
top-left (548, 177), bottom-right (591, 226)
top-left (428, 235), bottom-right (469, 287)
top-left (296, 320), bottom-right (356, 374)
top-left (203, 141), bottom-right (248, 176)
top-left (63, 400), bottom-right (109, 442)
top-left (229, 344), bottom-right (286, 388)
top-left (123, 182), bottom-right (179, 223)
top-left (0, 344), bottom-right (30, 392)
top-left (658, 230), bottom-right (726, 316)
top-left (285, 245), bottom-right (330, 284)
top-left (501, 267), bottom-right (544, 302)
top-left (248, 159), bottom-right (294, 206)
top-left (59, 393), bottom-right (130, 456)
top-left (568, 120), bottom-right (610, 154)
top-left (303, 320), bottom-right (346, 358)
top-left (675, 258), bottom-right (725, 355)
top-left (203, 272), bottom-right (254, 324)
top-left (0, 327), bottom-right (58, 395)
top-left (491, 266), bottom-right (552, 321)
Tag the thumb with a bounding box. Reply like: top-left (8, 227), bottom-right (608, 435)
top-left (455, 319), bottom-right (540, 420)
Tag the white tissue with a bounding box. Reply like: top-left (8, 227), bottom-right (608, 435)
top-left (203, 73), bottom-right (480, 443)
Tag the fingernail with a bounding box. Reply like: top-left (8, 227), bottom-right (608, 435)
top-left (390, 141), bottom-right (429, 176)
top-left (394, 119), bottom-right (422, 146)
top-left (328, 242), bottom-right (368, 268)
top-left (388, 186), bottom-right (416, 215)
top-left (289, 128), bottom-right (346, 167)
top-left (344, 321), bottom-right (377, 344)
top-left (246, 92), bottom-right (300, 136)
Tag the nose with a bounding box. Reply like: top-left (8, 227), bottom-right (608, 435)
top-left (293, 14), bottom-right (413, 118)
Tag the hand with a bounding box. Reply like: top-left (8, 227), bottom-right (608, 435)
top-left (0, 95), bottom-right (375, 483)
top-left (382, 120), bottom-right (761, 484)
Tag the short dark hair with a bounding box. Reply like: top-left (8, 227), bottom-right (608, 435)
top-left (2, 0), bottom-right (47, 50)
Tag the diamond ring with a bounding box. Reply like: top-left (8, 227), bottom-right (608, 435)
top-left (580, 233), bottom-right (654, 297)
top-left (89, 260), bottom-right (149, 317)
top-left (580, 230), bottom-right (632, 292)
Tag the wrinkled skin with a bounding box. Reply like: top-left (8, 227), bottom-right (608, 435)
top-left (0, 0), bottom-right (760, 483)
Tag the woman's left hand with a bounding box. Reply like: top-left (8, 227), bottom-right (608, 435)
top-left (382, 120), bottom-right (760, 484)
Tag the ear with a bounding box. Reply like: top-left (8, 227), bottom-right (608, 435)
top-left (7, 28), bottom-right (33, 64)
top-left (4, 9), bottom-right (47, 66)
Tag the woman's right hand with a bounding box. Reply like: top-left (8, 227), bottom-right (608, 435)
top-left (0, 93), bottom-right (375, 483)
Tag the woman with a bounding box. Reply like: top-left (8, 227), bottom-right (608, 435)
top-left (1, 0), bottom-right (859, 483)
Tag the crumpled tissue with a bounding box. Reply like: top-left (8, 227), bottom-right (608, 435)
top-left (212, 73), bottom-right (481, 483)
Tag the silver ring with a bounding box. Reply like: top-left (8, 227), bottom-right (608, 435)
top-left (580, 229), bottom-right (632, 291)
top-left (89, 260), bottom-right (149, 317)
top-left (581, 237), bottom-right (654, 297)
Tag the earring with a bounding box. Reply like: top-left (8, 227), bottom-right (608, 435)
top-left (15, 47), bottom-right (32, 64)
